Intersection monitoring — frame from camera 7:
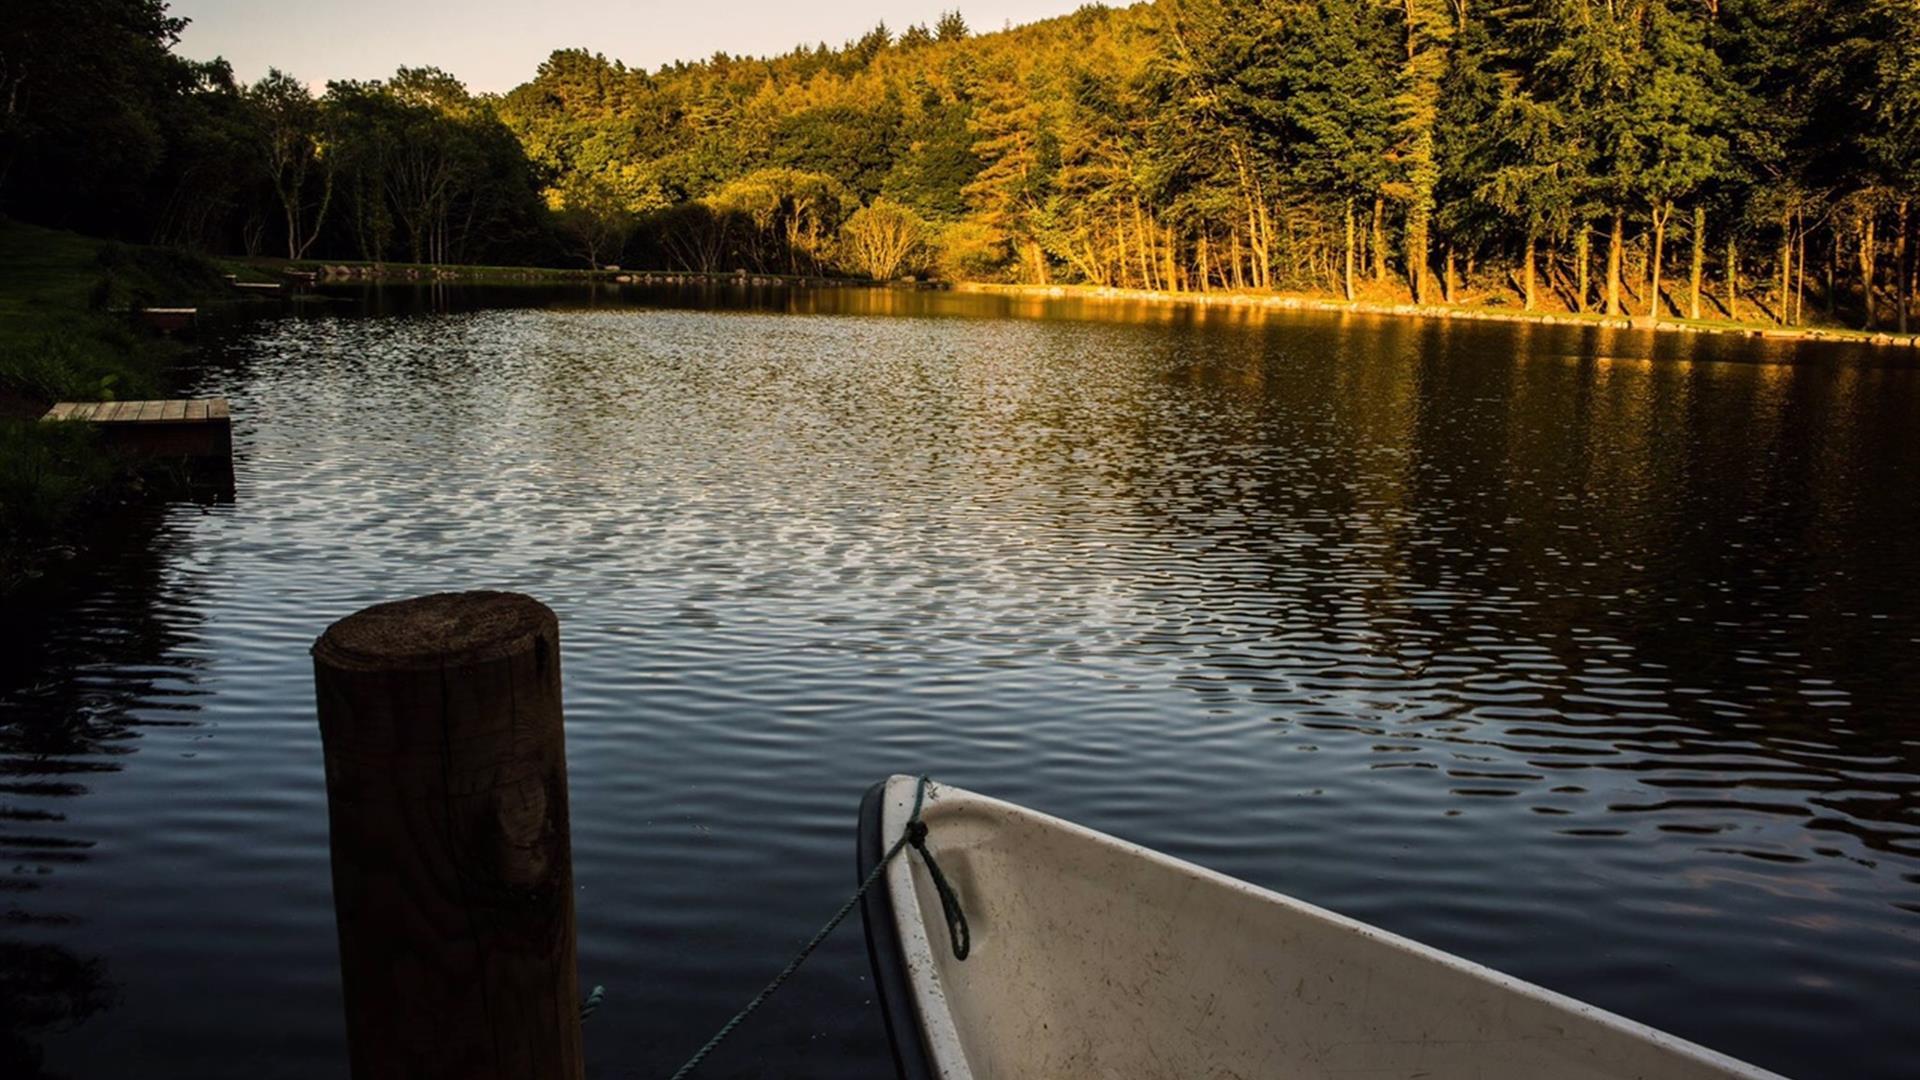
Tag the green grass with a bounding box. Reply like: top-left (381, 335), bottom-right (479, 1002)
top-left (0, 218), bottom-right (232, 590)
top-left (0, 220), bottom-right (232, 404)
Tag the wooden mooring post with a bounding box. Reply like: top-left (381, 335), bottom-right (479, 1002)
top-left (312, 591), bottom-right (583, 1080)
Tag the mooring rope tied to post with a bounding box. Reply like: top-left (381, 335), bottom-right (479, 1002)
top-left (666, 775), bottom-right (968, 1080)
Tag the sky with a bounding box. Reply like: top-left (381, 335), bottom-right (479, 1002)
top-left (169, 1), bottom-right (1095, 94)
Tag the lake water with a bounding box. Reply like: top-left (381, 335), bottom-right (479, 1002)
top-left (5, 285), bottom-right (1918, 1079)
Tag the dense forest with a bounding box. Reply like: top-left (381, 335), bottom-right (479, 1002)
top-left (4, 0), bottom-right (1917, 328)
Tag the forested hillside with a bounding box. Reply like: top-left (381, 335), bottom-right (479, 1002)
top-left (5, 1), bottom-right (1917, 328)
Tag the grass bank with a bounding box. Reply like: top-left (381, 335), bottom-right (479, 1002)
top-left (0, 218), bottom-right (233, 591)
top-left (227, 253), bottom-right (611, 284)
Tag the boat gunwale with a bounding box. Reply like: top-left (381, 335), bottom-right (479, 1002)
top-left (857, 780), bottom-right (939, 1080)
top-left (864, 773), bottom-right (1789, 1080)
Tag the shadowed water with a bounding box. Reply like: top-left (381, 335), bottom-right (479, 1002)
top-left (4, 285), bottom-right (1918, 1078)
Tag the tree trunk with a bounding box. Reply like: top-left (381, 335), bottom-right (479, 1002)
top-left (1344, 198), bottom-right (1356, 301)
top-left (1649, 201), bottom-right (1668, 323)
top-left (1779, 211), bottom-right (1793, 326)
top-left (1689, 205), bottom-right (1705, 320)
top-left (1445, 245), bottom-right (1457, 303)
top-left (1576, 227), bottom-right (1590, 313)
top-left (1409, 215), bottom-right (1429, 303)
top-left (1133, 202), bottom-right (1152, 289)
top-left (1795, 215), bottom-right (1807, 326)
top-left (1605, 209), bottom-right (1624, 316)
top-left (1371, 196), bottom-right (1386, 283)
top-left (1395, 0), bottom-right (1447, 305)
top-left (1900, 198), bottom-right (1911, 335)
top-left (298, 169), bottom-right (334, 261)
top-left (1859, 204), bottom-right (1877, 330)
top-left (1257, 198), bottom-right (1273, 289)
top-left (1164, 225), bottom-right (1179, 293)
top-left (1726, 235), bottom-right (1738, 321)
top-left (1523, 231), bottom-right (1536, 311)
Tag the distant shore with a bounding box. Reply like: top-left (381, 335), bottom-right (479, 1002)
top-left (232, 253), bottom-right (1920, 350)
top-left (952, 282), bottom-right (1920, 351)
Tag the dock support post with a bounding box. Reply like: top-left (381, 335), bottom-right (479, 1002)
top-left (312, 591), bottom-right (582, 1080)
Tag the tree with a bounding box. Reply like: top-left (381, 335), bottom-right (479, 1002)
top-left (16, 0), bottom-right (1917, 323)
top-left (1480, 88), bottom-right (1578, 311)
top-left (841, 198), bottom-right (930, 278)
top-left (705, 168), bottom-right (853, 273)
top-left (936, 11), bottom-right (971, 42)
top-left (883, 80), bottom-right (982, 220)
top-left (1625, 4), bottom-right (1730, 322)
top-left (323, 80), bottom-right (402, 261)
top-left (768, 97), bottom-right (904, 201)
top-left (1389, 0), bottom-right (1456, 302)
top-left (1833, 0), bottom-right (1920, 330)
top-left (150, 58), bottom-right (261, 252)
top-left (1257, 0), bottom-right (1396, 298)
top-left (552, 172), bottom-right (638, 268)
top-left (0, 0), bottom-right (188, 232)
top-left (250, 69), bottom-right (332, 259)
top-left (964, 61), bottom-right (1058, 283)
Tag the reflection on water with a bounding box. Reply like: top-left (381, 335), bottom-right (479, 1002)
top-left (1, 519), bottom-right (206, 1075)
top-left (4, 285), bottom-right (1918, 1078)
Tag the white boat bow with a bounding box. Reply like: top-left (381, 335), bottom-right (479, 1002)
top-left (857, 775), bottom-right (1787, 1080)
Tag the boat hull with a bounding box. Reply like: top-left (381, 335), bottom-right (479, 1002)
top-left (857, 775), bottom-right (1784, 1080)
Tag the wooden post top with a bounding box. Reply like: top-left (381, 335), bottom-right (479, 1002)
top-left (313, 591), bottom-right (557, 673)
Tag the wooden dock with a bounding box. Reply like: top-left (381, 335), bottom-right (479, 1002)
top-left (224, 273), bottom-right (282, 293)
top-left (43, 399), bottom-right (234, 492)
top-left (45, 398), bottom-right (228, 424)
top-left (137, 307), bottom-right (198, 334)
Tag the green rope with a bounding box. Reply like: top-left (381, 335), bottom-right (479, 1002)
top-left (666, 775), bottom-right (969, 1080)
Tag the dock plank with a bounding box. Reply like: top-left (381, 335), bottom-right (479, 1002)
top-left (43, 398), bottom-right (230, 426)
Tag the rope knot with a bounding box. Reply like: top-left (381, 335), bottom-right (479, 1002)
top-left (906, 820), bottom-right (929, 846)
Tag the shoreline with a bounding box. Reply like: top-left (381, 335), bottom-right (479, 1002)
top-left (951, 282), bottom-right (1920, 350)
top-left (226, 252), bottom-right (1920, 350)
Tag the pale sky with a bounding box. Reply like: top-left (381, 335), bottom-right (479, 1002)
top-left (170, 1), bottom-right (1095, 94)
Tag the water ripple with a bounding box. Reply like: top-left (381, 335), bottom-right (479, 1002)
top-left (2, 292), bottom-right (1917, 1078)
